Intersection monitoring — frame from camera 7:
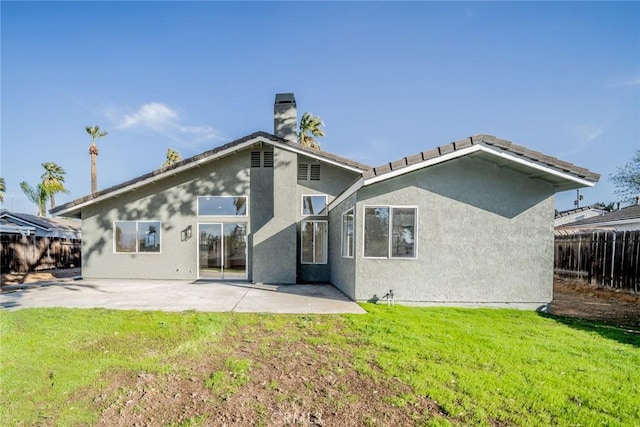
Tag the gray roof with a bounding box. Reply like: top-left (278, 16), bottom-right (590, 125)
top-left (0, 210), bottom-right (80, 232)
top-left (50, 131), bottom-right (370, 216)
top-left (50, 131), bottom-right (599, 218)
top-left (561, 204), bottom-right (640, 227)
top-left (555, 205), bottom-right (605, 219)
top-left (364, 134), bottom-right (600, 183)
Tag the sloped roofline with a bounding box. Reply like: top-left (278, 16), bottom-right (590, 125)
top-left (560, 204), bottom-right (640, 227)
top-left (328, 134), bottom-right (600, 211)
top-left (50, 131), bottom-right (371, 218)
top-left (363, 134), bottom-right (599, 183)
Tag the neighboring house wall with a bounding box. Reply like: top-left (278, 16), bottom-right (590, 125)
top-left (82, 152), bottom-right (250, 280)
top-left (353, 156), bottom-right (555, 309)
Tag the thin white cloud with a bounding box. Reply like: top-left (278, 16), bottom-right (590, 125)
top-left (576, 124), bottom-right (604, 144)
top-left (120, 103), bottom-right (179, 130)
top-left (609, 74), bottom-right (640, 88)
top-left (106, 102), bottom-right (224, 152)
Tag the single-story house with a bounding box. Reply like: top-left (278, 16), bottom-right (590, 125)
top-left (51, 93), bottom-right (599, 309)
top-left (557, 203), bottom-right (640, 232)
top-left (554, 205), bottom-right (608, 227)
top-left (0, 210), bottom-right (81, 272)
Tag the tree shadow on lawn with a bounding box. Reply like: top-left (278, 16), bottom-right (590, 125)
top-left (538, 313), bottom-right (640, 348)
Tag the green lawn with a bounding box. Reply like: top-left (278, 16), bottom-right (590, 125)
top-left (1, 305), bottom-right (638, 426)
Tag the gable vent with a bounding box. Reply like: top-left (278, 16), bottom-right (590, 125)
top-left (310, 164), bottom-right (321, 181)
top-left (298, 163), bottom-right (309, 180)
top-left (251, 151), bottom-right (261, 168)
top-left (263, 151), bottom-right (274, 168)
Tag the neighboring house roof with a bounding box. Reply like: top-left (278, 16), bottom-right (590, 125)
top-left (51, 131), bottom-right (600, 219)
top-left (0, 210), bottom-right (81, 237)
top-left (554, 205), bottom-right (607, 227)
top-left (0, 217), bottom-right (36, 235)
top-left (560, 204), bottom-right (640, 228)
top-left (51, 131), bottom-right (371, 218)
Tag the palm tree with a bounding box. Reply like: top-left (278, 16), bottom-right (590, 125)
top-left (85, 125), bottom-right (108, 195)
top-left (20, 181), bottom-right (49, 216)
top-left (41, 162), bottom-right (68, 209)
top-left (297, 112), bottom-right (325, 150)
top-left (0, 177), bottom-right (5, 203)
top-left (162, 148), bottom-right (182, 170)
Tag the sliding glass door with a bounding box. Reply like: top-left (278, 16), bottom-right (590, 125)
top-left (198, 223), bottom-right (247, 279)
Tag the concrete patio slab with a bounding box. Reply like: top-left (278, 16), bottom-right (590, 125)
top-left (0, 278), bottom-right (367, 314)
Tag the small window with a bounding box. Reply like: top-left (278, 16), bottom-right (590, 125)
top-left (302, 194), bottom-right (328, 216)
top-left (301, 220), bottom-right (328, 264)
top-left (364, 206), bottom-right (417, 259)
top-left (198, 196), bottom-right (247, 216)
top-left (342, 209), bottom-right (354, 258)
top-left (114, 221), bottom-right (161, 254)
top-left (298, 163), bottom-right (321, 181)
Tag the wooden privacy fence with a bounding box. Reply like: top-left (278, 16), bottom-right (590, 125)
top-left (0, 234), bottom-right (81, 273)
top-left (554, 230), bottom-right (640, 293)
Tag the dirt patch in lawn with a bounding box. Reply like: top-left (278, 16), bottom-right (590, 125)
top-left (94, 321), bottom-right (449, 427)
top-left (1, 268), bottom-right (81, 286)
top-left (551, 277), bottom-right (640, 329)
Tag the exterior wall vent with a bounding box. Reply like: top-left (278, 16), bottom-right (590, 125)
top-left (263, 151), bottom-right (274, 168)
top-left (310, 164), bottom-right (321, 181)
top-left (251, 151), bottom-right (261, 168)
top-left (298, 163), bottom-right (321, 181)
top-left (298, 163), bottom-right (308, 180)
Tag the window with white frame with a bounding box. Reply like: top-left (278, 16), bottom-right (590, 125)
top-left (198, 196), bottom-right (248, 216)
top-left (363, 206), bottom-right (417, 259)
top-left (301, 194), bottom-right (328, 216)
top-left (301, 220), bottom-right (328, 264)
top-left (114, 221), bottom-right (161, 253)
top-left (342, 209), bottom-right (354, 258)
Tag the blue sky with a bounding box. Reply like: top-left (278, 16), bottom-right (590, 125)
top-left (1, 1), bottom-right (639, 215)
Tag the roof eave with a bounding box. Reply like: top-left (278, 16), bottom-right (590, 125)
top-left (51, 133), bottom-right (370, 218)
top-left (362, 145), bottom-right (597, 189)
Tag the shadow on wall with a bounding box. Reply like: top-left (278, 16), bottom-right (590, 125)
top-left (361, 156), bottom-right (553, 219)
top-left (424, 157), bottom-right (553, 218)
top-left (82, 156), bottom-right (251, 264)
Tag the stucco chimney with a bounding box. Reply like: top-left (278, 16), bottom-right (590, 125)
top-left (274, 93), bottom-right (297, 142)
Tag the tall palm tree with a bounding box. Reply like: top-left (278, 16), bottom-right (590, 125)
top-left (297, 112), bottom-right (325, 150)
top-left (20, 181), bottom-right (49, 216)
top-left (162, 148), bottom-right (182, 170)
top-left (41, 162), bottom-right (68, 209)
top-left (0, 177), bottom-right (5, 203)
top-left (86, 125), bottom-right (108, 195)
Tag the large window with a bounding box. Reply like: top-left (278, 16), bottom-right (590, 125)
top-left (301, 194), bottom-right (327, 216)
top-left (301, 220), bottom-right (328, 264)
top-left (198, 196), bottom-right (247, 216)
top-left (363, 206), bottom-right (417, 259)
top-left (114, 221), bottom-right (161, 253)
top-left (342, 209), bottom-right (354, 258)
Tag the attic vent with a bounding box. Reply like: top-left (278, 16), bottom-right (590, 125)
top-left (251, 151), bottom-right (261, 168)
top-left (298, 163), bottom-right (321, 181)
top-left (310, 164), bottom-right (321, 181)
top-left (263, 151), bottom-right (274, 168)
top-left (298, 163), bottom-right (309, 180)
